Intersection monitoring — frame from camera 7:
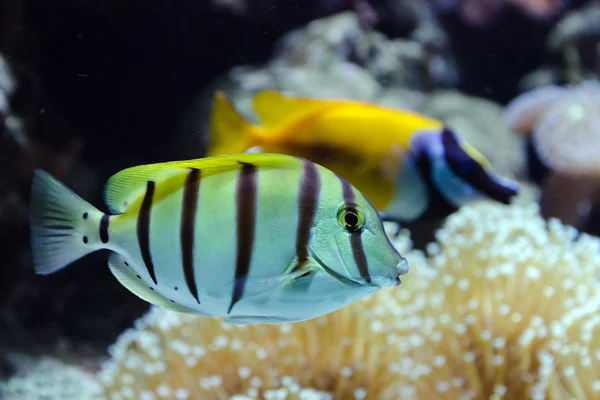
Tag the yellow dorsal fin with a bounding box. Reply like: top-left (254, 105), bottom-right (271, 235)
top-left (103, 153), bottom-right (302, 214)
top-left (252, 90), bottom-right (343, 127)
top-left (461, 141), bottom-right (492, 170)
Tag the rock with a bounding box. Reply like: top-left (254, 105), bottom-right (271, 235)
top-left (548, 1), bottom-right (600, 53)
top-left (519, 1), bottom-right (600, 90)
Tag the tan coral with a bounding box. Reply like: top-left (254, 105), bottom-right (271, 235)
top-left (504, 80), bottom-right (600, 227)
top-left (0, 357), bottom-right (102, 400)
top-left (98, 202), bottom-right (600, 400)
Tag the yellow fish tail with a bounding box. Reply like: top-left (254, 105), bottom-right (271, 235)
top-left (208, 91), bottom-right (259, 156)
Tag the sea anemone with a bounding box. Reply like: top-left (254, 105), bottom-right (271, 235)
top-left (504, 80), bottom-right (600, 227)
top-left (97, 201), bottom-right (600, 400)
top-left (0, 357), bottom-right (102, 400)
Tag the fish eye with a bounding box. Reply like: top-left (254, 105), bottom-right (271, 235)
top-left (337, 203), bottom-right (365, 233)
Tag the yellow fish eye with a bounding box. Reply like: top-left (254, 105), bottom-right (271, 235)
top-left (337, 203), bottom-right (365, 233)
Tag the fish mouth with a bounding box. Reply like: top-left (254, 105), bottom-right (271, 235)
top-left (371, 261), bottom-right (406, 287)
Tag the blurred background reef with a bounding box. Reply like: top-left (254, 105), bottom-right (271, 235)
top-left (1, 0), bottom-right (600, 398)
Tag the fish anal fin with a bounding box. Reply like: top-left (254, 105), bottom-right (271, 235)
top-left (107, 253), bottom-right (203, 315)
top-left (104, 153), bottom-right (302, 213)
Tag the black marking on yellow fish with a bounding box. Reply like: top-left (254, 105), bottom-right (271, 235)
top-left (441, 127), bottom-right (517, 205)
top-left (228, 162), bottom-right (257, 314)
top-left (181, 168), bottom-right (201, 304)
top-left (340, 177), bottom-right (371, 284)
top-left (99, 215), bottom-right (110, 243)
top-left (137, 180), bottom-right (158, 285)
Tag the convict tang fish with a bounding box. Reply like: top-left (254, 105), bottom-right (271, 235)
top-left (207, 91), bottom-right (519, 223)
top-left (29, 153), bottom-right (408, 325)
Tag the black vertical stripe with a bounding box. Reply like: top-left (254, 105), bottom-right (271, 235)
top-left (181, 168), bottom-right (201, 304)
top-left (99, 215), bottom-right (110, 243)
top-left (339, 177), bottom-right (371, 283)
top-left (228, 162), bottom-right (258, 314)
top-left (137, 180), bottom-right (158, 285)
top-left (294, 160), bottom-right (321, 269)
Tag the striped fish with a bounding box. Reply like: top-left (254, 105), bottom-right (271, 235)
top-left (29, 153), bottom-right (408, 325)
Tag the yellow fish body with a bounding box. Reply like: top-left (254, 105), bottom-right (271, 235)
top-left (208, 91), bottom-right (519, 223)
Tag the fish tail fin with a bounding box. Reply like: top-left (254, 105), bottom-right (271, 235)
top-left (30, 170), bottom-right (107, 275)
top-left (207, 91), bottom-right (259, 156)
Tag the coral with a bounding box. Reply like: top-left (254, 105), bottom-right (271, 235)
top-left (420, 201), bottom-right (600, 399)
top-left (0, 53), bottom-right (27, 153)
top-left (211, 10), bottom-right (456, 99)
top-left (0, 357), bottom-right (103, 400)
top-left (504, 80), bottom-right (600, 226)
top-left (444, 0), bottom-right (567, 26)
top-left (548, 0), bottom-right (600, 83)
top-left (210, 0), bottom-right (381, 29)
top-left (518, 1), bottom-right (600, 91)
top-left (98, 201), bottom-right (600, 399)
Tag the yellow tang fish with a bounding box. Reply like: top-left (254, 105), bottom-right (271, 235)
top-left (207, 91), bottom-right (519, 223)
top-left (29, 153), bottom-right (407, 325)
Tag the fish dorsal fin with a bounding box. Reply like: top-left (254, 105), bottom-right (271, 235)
top-left (103, 153), bottom-right (301, 213)
top-left (107, 253), bottom-right (206, 315)
top-left (252, 91), bottom-right (344, 127)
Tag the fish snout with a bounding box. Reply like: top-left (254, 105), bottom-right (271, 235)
top-left (372, 257), bottom-right (409, 287)
top-left (391, 257), bottom-right (409, 286)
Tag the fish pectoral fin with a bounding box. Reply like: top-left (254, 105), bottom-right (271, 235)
top-left (283, 257), bottom-right (320, 279)
top-left (223, 315), bottom-right (295, 325)
top-left (230, 274), bottom-right (298, 299)
top-left (107, 253), bottom-right (204, 315)
top-left (104, 153), bottom-right (301, 213)
top-left (230, 262), bottom-right (318, 300)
